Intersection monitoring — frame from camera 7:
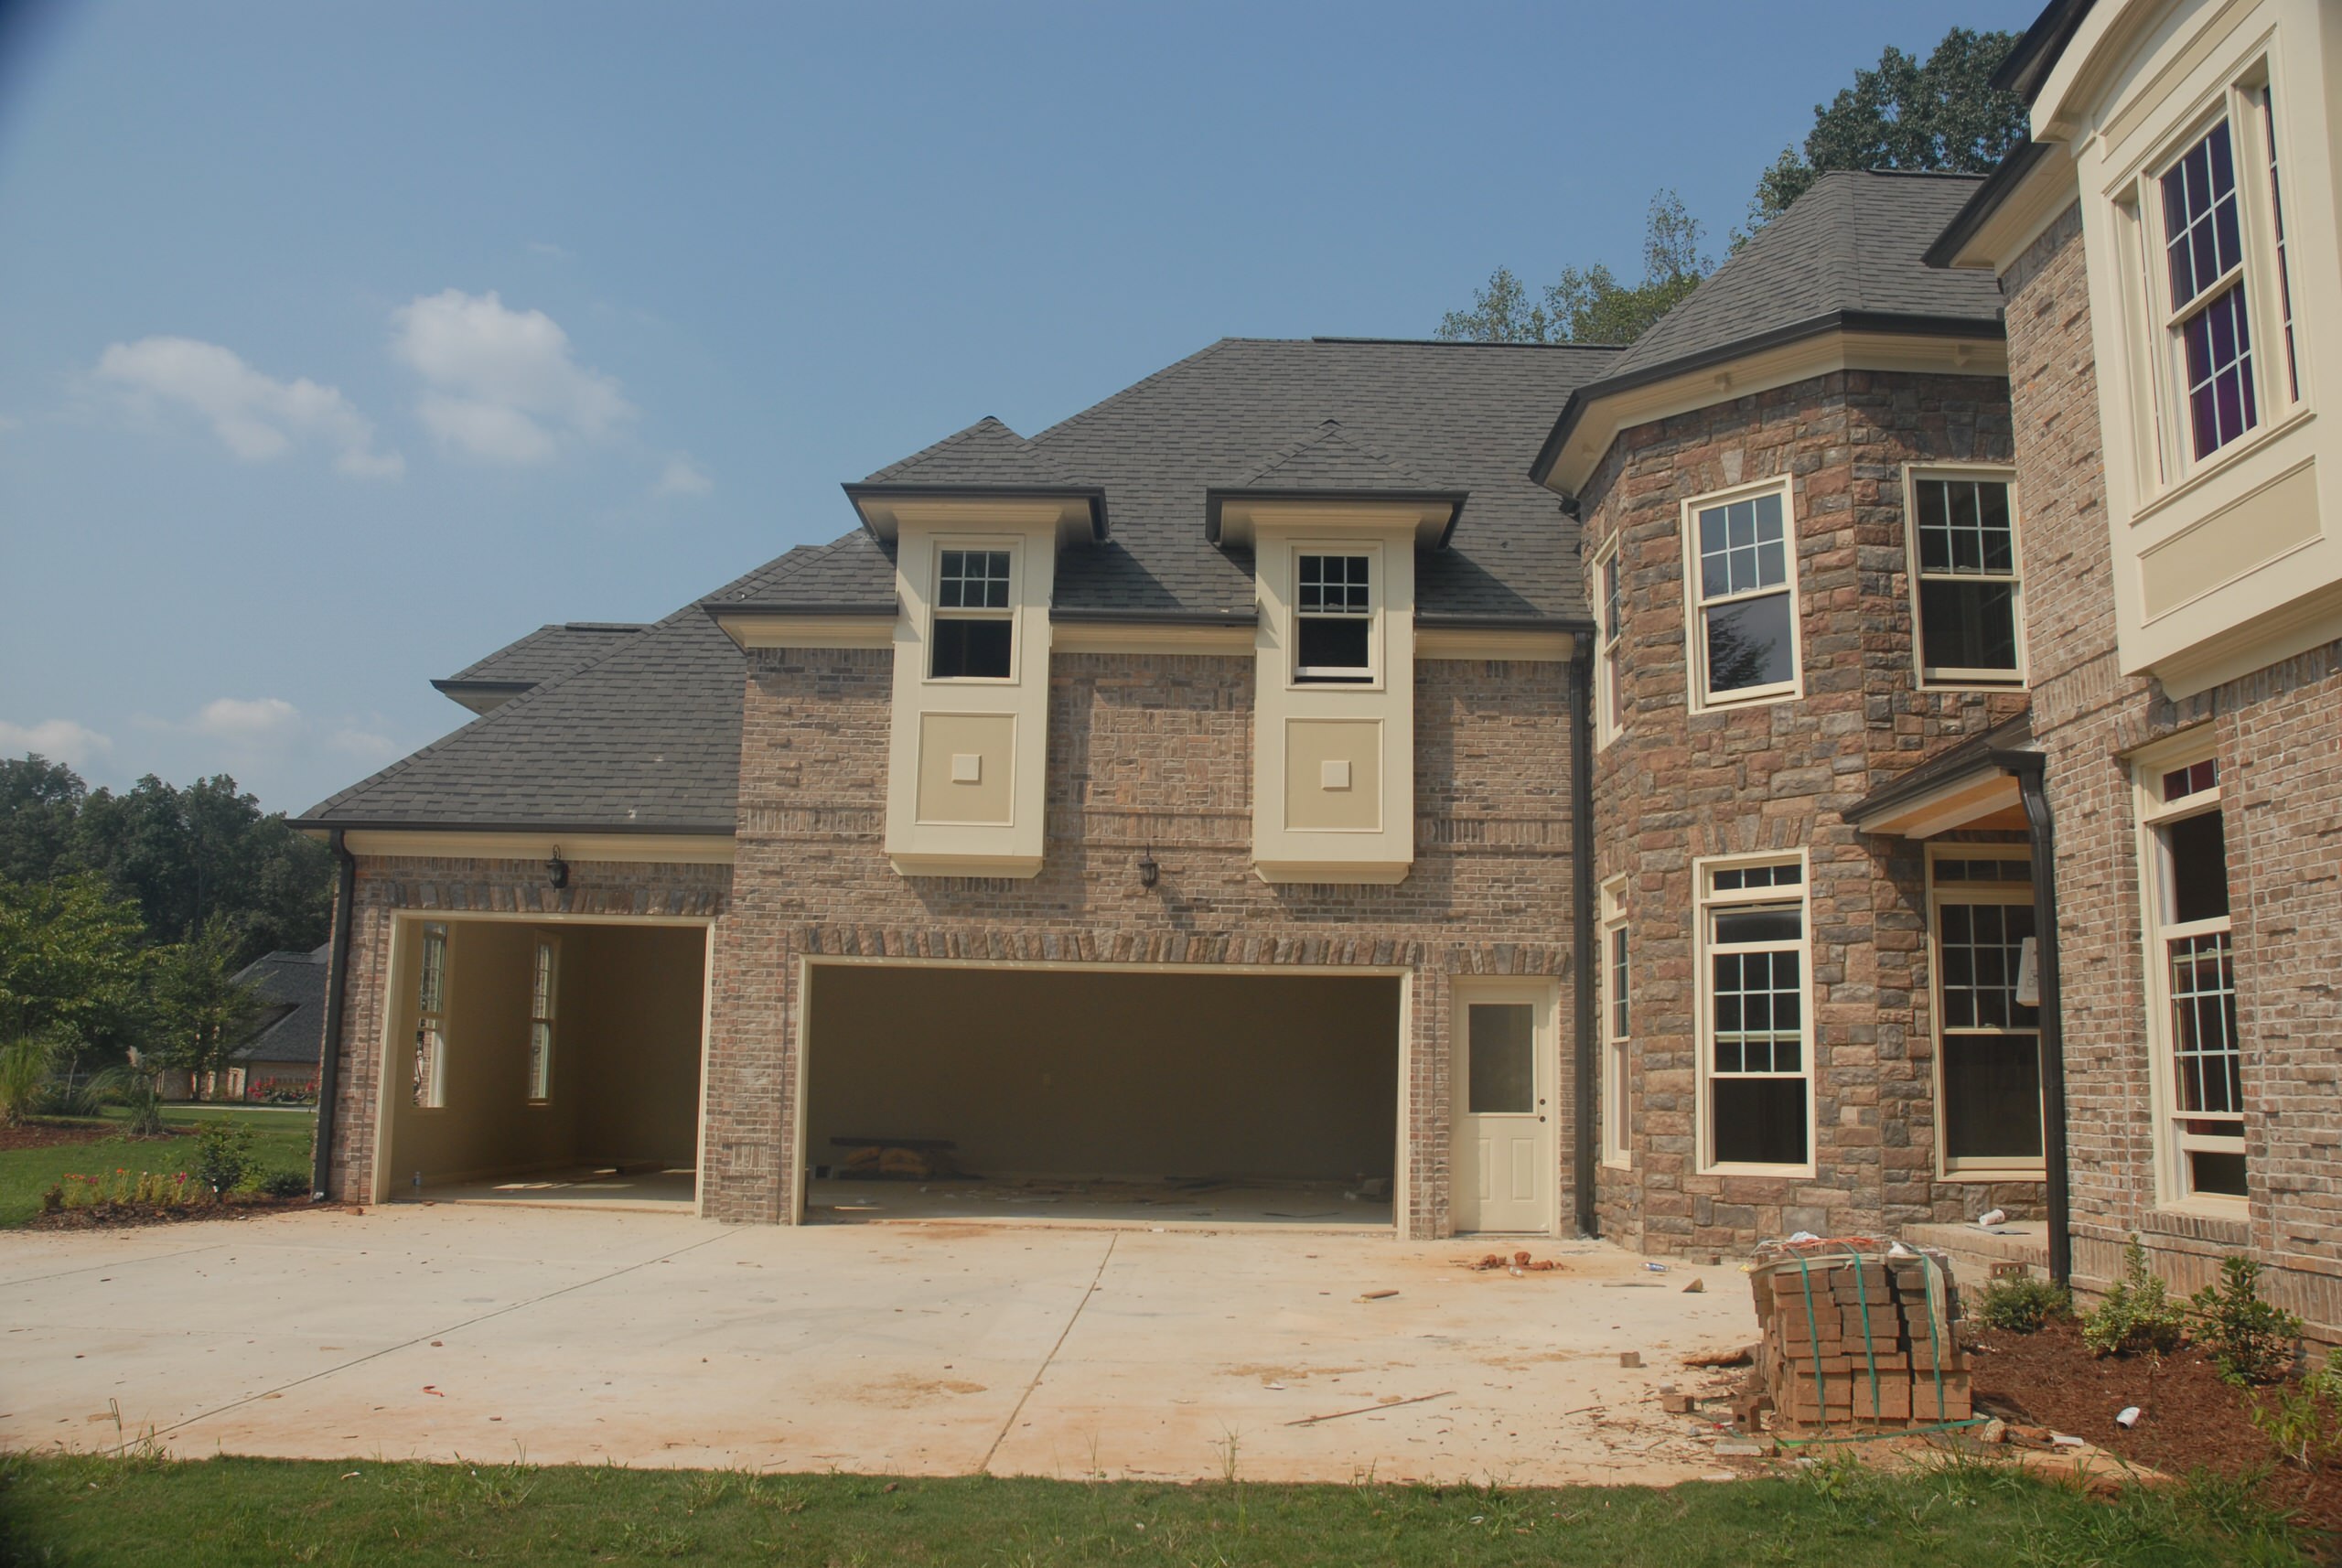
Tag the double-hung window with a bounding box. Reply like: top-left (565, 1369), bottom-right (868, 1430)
top-left (1908, 470), bottom-right (2024, 685)
top-left (1928, 853), bottom-right (2043, 1174)
top-left (2139, 750), bottom-right (2246, 1203)
top-left (413, 921), bottom-right (448, 1110)
top-left (1295, 551), bottom-right (1374, 683)
top-left (1599, 877), bottom-right (1630, 1167)
top-left (930, 548), bottom-right (1014, 680)
top-left (527, 935), bottom-right (558, 1103)
top-left (1699, 858), bottom-right (1811, 1170)
top-left (1684, 482), bottom-right (1799, 709)
top-left (2161, 118), bottom-right (2260, 460)
top-left (1594, 542), bottom-right (1624, 744)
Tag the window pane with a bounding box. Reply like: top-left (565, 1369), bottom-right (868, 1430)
top-left (1297, 554), bottom-right (1370, 614)
top-left (2182, 284), bottom-right (2258, 459)
top-left (2165, 811), bottom-right (2229, 923)
top-left (1466, 1004), bottom-right (1536, 1114)
top-left (2168, 931), bottom-right (2240, 1113)
top-left (1703, 592), bottom-right (1794, 693)
top-left (2164, 121), bottom-right (2241, 309)
top-left (1942, 1033), bottom-right (2043, 1162)
top-left (1938, 898), bottom-right (2038, 1032)
top-left (2190, 1149), bottom-right (2249, 1197)
top-left (1918, 579), bottom-right (2019, 673)
top-left (1609, 927), bottom-right (1629, 1040)
top-left (1713, 907), bottom-right (1801, 945)
top-left (938, 550), bottom-right (1011, 610)
top-left (930, 617), bottom-right (1013, 679)
top-left (1714, 1077), bottom-right (1808, 1165)
top-left (1296, 615), bottom-right (1371, 674)
top-left (2161, 758), bottom-right (2217, 801)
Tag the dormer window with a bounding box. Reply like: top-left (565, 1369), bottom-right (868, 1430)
top-left (930, 548), bottom-right (1014, 680)
top-left (1295, 551), bottom-right (1373, 682)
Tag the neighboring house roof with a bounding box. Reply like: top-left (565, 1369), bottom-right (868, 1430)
top-left (228, 943), bottom-right (330, 1067)
top-left (1531, 171), bottom-right (2006, 487)
top-left (434, 622), bottom-right (651, 714)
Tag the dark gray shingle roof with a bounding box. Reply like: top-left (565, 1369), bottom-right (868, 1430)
top-left (435, 622), bottom-right (650, 712)
top-left (229, 944), bottom-right (328, 1066)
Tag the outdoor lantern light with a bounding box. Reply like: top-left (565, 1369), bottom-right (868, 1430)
top-left (547, 848), bottom-right (570, 889)
top-left (1136, 847), bottom-right (1160, 889)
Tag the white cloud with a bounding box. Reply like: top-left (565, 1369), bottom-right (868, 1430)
top-left (653, 456), bottom-right (712, 498)
top-left (94, 337), bottom-right (403, 478)
top-left (389, 289), bottom-right (632, 464)
top-left (328, 726), bottom-right (398, 760)
top-left (191, 696), bottom-right (301, 741)
top-left (0, 719), bottom-right (112, 767)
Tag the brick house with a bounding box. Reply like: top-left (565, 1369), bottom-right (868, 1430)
top-left (1927, 0), bottom-right (2342, 1332)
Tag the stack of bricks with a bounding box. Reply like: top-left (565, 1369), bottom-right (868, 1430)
top-left (1750, 1249), bottom-right (1971, 1430)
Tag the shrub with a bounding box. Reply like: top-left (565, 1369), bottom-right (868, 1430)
top-left (2252, 1348), bottom-right (2342, 1467)
top-left (0, 1035), bottom-right (56, 1126)
top-left (2081, 1236), bottom-right (2186, 1357)
top-left (190, 1121), bottom-right (260, 1195)
top-left (259, 1168), bottom-right (311, 1199)
top-left (1974, 1273), bottom-right (2072, 1333)
top-left (2191, 1255), bottom-right (2303, 1383)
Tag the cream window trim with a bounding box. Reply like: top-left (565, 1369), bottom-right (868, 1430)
top-left (1692, 851), bottom-right (1816, 1178)
top-left (1680, 478), bottom-right (1803, 714)
top-left (1598, 875), bottom-right (1631, 1170)
top-left (1924, 848), bottom-right (2047, 1180)
top-left (1901, 464), bottom-right (2027, 691)
top-left (1288, 541), bottom-right (1385, 691)
top-left (2131, 734), bottom-right (2249, 1214)
top-left (926, 539), bottom-right (1021, 686)
top-left (1592, 538), bottom-right (1624, 748)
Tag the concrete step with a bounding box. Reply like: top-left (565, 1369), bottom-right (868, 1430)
top-left (1901, 1221), bottom-right (2050, 1301)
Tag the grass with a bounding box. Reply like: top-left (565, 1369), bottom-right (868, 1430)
top-left (0, 1103), bottom-right (316, 1229)
top-left (0, 1450), bottom-right (2311, 1567)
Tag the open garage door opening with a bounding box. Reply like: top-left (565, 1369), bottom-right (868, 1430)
top-left (379, 918), bottom-right (709, 1213)
top-left (802, 964), bottom-right (1402, 1229)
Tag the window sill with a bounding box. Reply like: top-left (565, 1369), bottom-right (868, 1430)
top-left (1939, 1164), bottom-right (2047, 1183)
top-left (1690, 687), bottom-right (1800, 717)
top-left (2132, 403), bottom-right (2316, 527)
top-left (1599, 1155), bottom-right (1631, 1172)
top-left (1917, 675), bottom-right (2026, 693)
top-left (1698, 1161), bottom-right (1818, 1180)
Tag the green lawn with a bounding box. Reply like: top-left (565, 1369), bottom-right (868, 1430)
top-left (0, 1452), bottom-right (2309, 1567)
top-left (0, 1103), bottom-right (315, 1228)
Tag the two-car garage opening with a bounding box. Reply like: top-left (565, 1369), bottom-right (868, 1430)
top-left (802, 964), bottom-right (1402, 1229)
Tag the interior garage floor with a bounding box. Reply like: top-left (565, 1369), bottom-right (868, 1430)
top-left (807, 1175), bottom-right (1394, 1229)
top-left (2, 1204), bottom-right (1762, 1487)
top-left (404, 1165), bottom-right (698, 1213)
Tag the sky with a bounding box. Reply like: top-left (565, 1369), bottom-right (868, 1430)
top-left (0, 0), bottom-right (2039, 816)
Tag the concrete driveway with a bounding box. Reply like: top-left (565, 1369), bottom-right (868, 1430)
top-left (1, 1206), bottom-right (1759, 1485)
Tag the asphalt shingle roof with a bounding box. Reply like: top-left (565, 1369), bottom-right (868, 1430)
top-left (439, 622), bottom-right (650, 693)
top-left (228, 944), bottom-right (329, 1066)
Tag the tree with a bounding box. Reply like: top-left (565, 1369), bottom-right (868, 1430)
top-left (146, 918), bottom-right (271, 1101)
top-left (1744, 28), bottom-right (2028, 239)
top-left (0, 873), bottom-right (145, 1056)
top-left (1437, 190), bottom-right (1713, 347)
top-left (0, 756), bottom-right (86, 885)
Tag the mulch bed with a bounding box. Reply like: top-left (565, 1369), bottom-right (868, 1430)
top-left (22, 1195), bottom-right (327, 1231)
top-left (0, 1122), bottom-right (185, 1153)
top-left (1968, 1317), bottom-right (2342, 1542)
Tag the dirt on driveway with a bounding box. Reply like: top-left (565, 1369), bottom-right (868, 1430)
top-left (0, 1205), bottom-right (1761, 1485)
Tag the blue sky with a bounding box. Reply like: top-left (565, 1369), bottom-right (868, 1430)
top-left (0, 0), bottom-right (2037, 815)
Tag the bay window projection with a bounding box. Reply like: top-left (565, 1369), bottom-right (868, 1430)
top-left (414, 921), bottom-right (448, 1110)
top-left (1910, 473), bottom-right (2024, 684)
top-left (1700, 859), bottom-right (1810, 1169)
top-left (1928, 855), bottom-right (2043, 1173)
top-left (2160, 120), bottom-right (2259, 461)
top-left (528, 935), bottom-right (558, 1103)
top-left (2141, 753), bottom-right (2246, 1201)
top-left (1686, 485), bottom-right (1799, 708)
top-left (930, 548), bottom-right (1014, 680)
top-left (1295, 552), bottom-right (1374, 682)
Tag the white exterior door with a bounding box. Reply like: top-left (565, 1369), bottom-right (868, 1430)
top-left (1452, 987), bottom-right (1555, 1232)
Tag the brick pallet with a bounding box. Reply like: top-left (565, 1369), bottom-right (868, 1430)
top-left (1747, 1245), bottom-right (1971, 1432)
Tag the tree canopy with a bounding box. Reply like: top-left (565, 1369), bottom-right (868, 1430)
top-left (1743, 27), bottom-right (2028, 237)
top-left (1435, 190), bottom-right (1711, 347)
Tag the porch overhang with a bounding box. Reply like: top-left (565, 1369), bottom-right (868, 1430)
top-left (1849, 716), bottom-right (2038, 838)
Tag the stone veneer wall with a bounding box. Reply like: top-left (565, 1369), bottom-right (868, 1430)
top-left (704, 649), bottom-right (1580, 1238)
top-left (2004, 203), bottom-right (2342, 1333)
top-left (1579, 367), bottom-right (2037, 1254)
top-left (321, 854), bottom-right (732, 1204)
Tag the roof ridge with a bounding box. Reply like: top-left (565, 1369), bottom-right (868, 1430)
top-left (1025, 337), bottom-right (1241, 449)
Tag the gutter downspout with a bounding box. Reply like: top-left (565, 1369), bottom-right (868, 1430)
top-left (311, 830), bottom-right (357, 1203)
top-left (2014, 760), bottom-right (2072, 1285)
top-left (1568, 644), bottom-right (1598, 1239)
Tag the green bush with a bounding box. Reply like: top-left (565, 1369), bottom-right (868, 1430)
top-left (2082, 1236), bottom-right (2186, 1357)
top-left (258, 1168), bottom-right (310, 1199)
top-left (2191, 1255), bottom-right (2303, 1383)
top-left (190, 1121), bottom-right (261, 1195)
top-left (2252, 1347), bottom-right (2342, 1468)
top-left (1974, 1272), bottom-right (2072, 1333)
top-left (0, 1035), bottom-right (56, 1126)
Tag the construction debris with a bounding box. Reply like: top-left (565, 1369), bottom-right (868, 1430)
top-left (1744, 1240), bottom-right (1971, 1432)
top-left (1462, 1250), bottom-right (1563, 1273)
top-left (831, 1138), bottom-right (970, 1181)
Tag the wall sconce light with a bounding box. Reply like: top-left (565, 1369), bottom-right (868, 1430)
top-left (547, 847), bottom-right (570, 889)
top-left (1136, 847), bottom-right (1160, 889)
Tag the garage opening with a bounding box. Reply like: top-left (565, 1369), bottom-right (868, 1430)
top-left (380, 918), bottom-right (707, 1212)
top-left (803, 963), bottom-right (1402, 1228)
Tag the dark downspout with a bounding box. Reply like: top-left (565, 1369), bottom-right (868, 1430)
top-left (1568, 644), bottom-right (1598, 1239)
top-left (2014, 760), bottom-right (2072, 1285)
top-left (311, 830), bottom-right (357, 1203)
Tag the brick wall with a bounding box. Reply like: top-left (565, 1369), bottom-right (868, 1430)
top-left (704, 648), bottom-right (1581, 1237)
top-left (321, 854), bottom-right (732, 1203)
top-left (2008, 201), bottom-right (2342, 1335)
top-left (1577, 367), bottom-right (2036, 1254)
